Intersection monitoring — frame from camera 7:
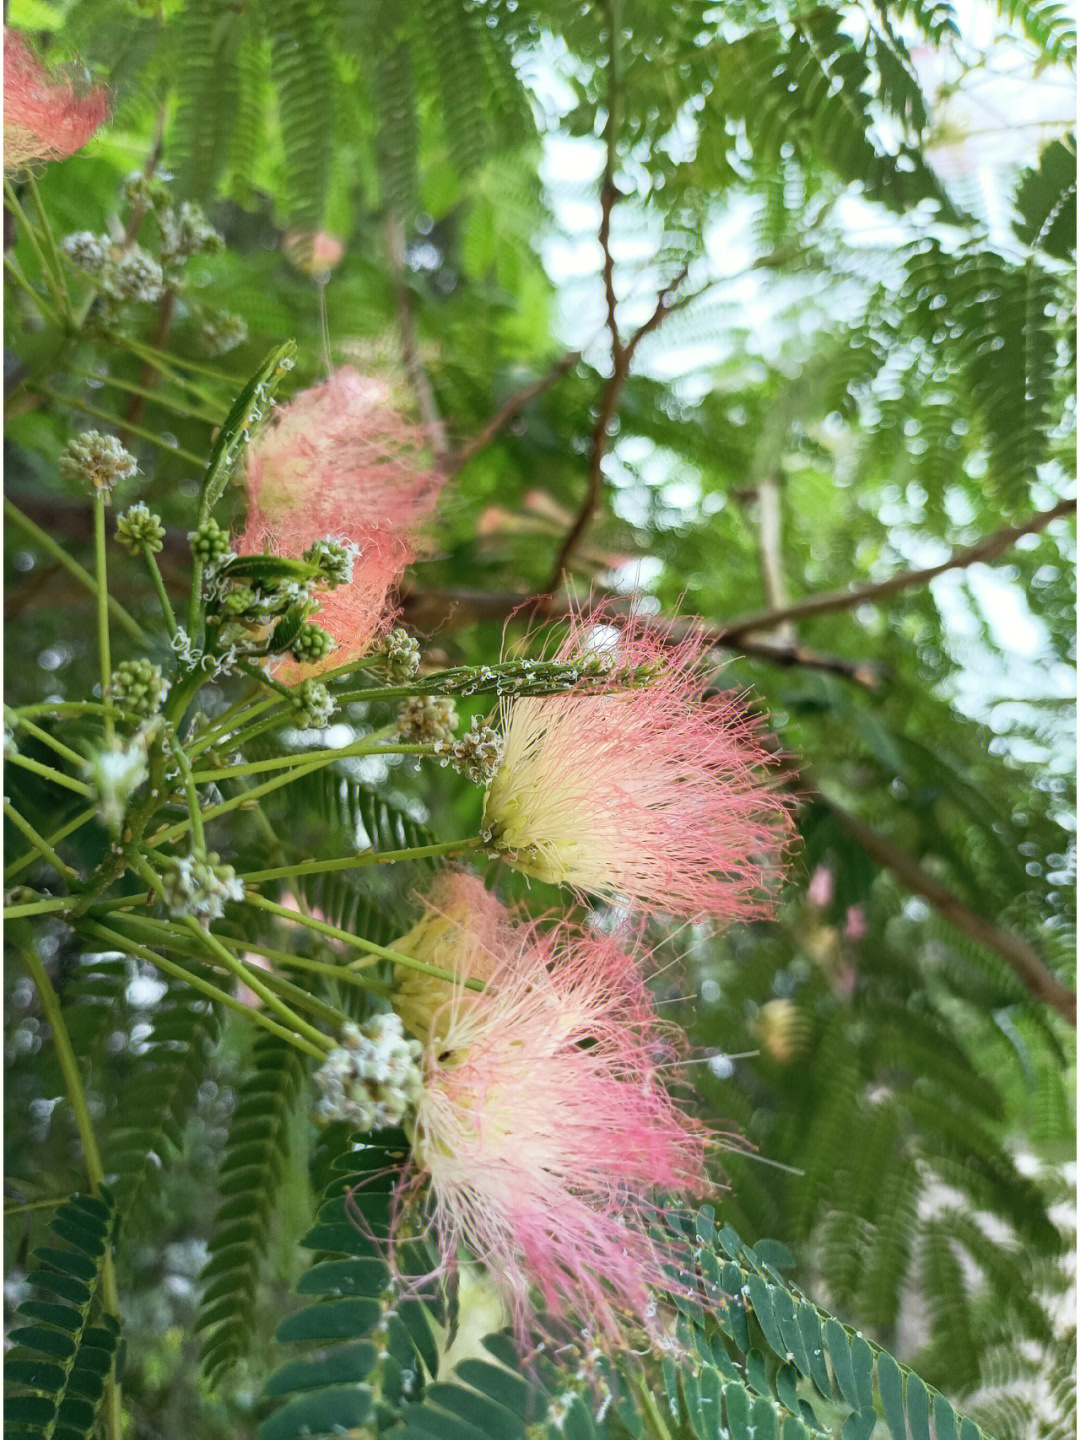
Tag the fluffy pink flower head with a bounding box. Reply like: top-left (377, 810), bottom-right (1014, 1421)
top-left (481, 611), bottom-right (795, 924)
top-left (4, 31), bottom-right (109, 172)
top-left (398, 872), bottom-right (710, 1346)
top-left (237, 367), bottom-right (444, 675)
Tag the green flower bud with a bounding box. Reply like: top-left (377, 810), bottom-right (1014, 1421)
top-left (110, 658), bottom-right (169, 717)
top-left (384, 627), bottom-right (421, 680)
top-left (115, 502), bottom-right (166, 555)
top-left (295, 679), bottom-right (336, 730)
top-left (189, 518), bottom-right (231, 564)
top-left (290, 622), bottom-right (335, 663)
top-left (397, 695), bottom-right (458, 746)
top-left (303, 538), bottom-right (354, 589)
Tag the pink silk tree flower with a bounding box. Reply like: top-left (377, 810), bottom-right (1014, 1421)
top-left (236, 367), bottom-right (444, 675)
top-left (400, 877), bottom-right (711, 1346)
top-left (481, 612), bottom-right (795, 924)
top-left (4, 31), bottom-right (109, 172)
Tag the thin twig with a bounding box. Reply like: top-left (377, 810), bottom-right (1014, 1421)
top-left (445, 349), bottom-right (582, 476)
top-left (385, 210), bottom-right (449, 464)
top-left (717, 498), bottom-right (1078, 638)
top-left (826, 799), bottom-right (1076, 1025)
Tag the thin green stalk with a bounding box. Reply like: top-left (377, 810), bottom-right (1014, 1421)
top-left (184, 696), bottom-right (283, 757)
top-left (73, 370), bottom-right (224, 426)
top-left (10, 701), bottom-right (120, 720)
top-left (25, 174), bottom-right (72, 316)
top-left (4, 499), bottom-right (146, 642)
top-left (189, 740), bottom-right (434, 784)
top-left (48, 390), bottom-right (208, 467)
top-left (150, 749), bottom-right (355, 845)
top-left (17, 937), bottom-right (123, 1438)
top-left (5, 1195), bottom-right (71, 1215)
top-left (5, 896), bottom-right (72, 919)
top-left (141, 546), bottom-right (179, 639)
top-left (124, 916), bottom-right (351, 1028)
top-left (4, 179), bottom-right (68, 317)
top-left (5, 806), bottom-right (98, 881)
top-left (115, 333), bottom-right (239, 388)
top-left (3, 800), bottom-right (80, 881)
top-left (4, 253), bottom-right (63, 326)
top-left (6, 751), bottom-right (94, 797)
top-left (164, 735), bottom-right (207, 857)
top-left (80, 918), bottom-right (327, 1059)
top-left (93, 493), bottom-right (113, 743)
top-left (241, 834), bottom-right (484, 885)
top-left (261, 948), bottom-right (391, 996)
top-left (7, 712), bottom-right (87, 769)
top-left (125, 852), bottom-right (333, 1053)
top-left (243, 892), bottom-right (485, 990)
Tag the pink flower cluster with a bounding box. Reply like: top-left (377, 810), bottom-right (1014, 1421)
top-left (236, 367), bottom-right (443, 676)
top-left (395, 873), bottom-right (709, 1346)
top-left (483, 609), bottom-right (795, 923)
top-left (4, 30), bottom-right (109, 172)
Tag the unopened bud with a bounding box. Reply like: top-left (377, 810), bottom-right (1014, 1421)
top-left (384, 628), bottom-right (421, 680)
top-left (115, 502), bottom-right (165, 555)
top-left (438, 716), bottom-right (503, 786)
top-left (291, 622), bottom-right (336, 663)
top-left (295, 679), bottom-right (336, 730)
top-left (313, 1014), bottom-right (423, 1131)
top-left (397, 695), bottom-right (458, 746)
top-left (160, 852), bottom-right (244, 922)
top-left (189, 518), bottom-right (231, 564)
top-left (110, 658), bottom-right (169, 717)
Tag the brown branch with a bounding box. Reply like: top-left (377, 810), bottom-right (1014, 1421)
top-left (397, 584), bottom-right (883, 686)
top-left (444, 349), bottom-right (582, 477)
top-left (718, 498), bottom-right (1077, 639)
top-left (826, 799), bottom-right (1076, 1025)
top-left (385, 210), bottom-right (449, 466)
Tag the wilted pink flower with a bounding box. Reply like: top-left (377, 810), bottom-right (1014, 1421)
top-left (807, 864), bottom-right (835, 909)
top-left (843, 905), bottom-right (867, 942)
top-left (282, 229), bottom-right (346, 276)
top-left (482, 611), bottom-right (795, 923)
top-left (237, 367), bottom-right (444, 675)
top-left (398, 874), bottom-right (710, 1344)
top-left (4, 30), bottom-right (109, 172)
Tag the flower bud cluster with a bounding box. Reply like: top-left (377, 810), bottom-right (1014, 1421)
top-left (383, 628), bottom-right (421, 680)
top-left (158, 201), bottom-right (223, 263)
top-left (396, 695), bottom-right (458, 746)
top-left (295, 679), bottom-right (336, 730)
top-left (115, 503), bottom-right (165, 555)
top-left (200, 313), bottom-right (248, 356)
top-left (188, 518), bottom-right (232, 564)
top-left (109, 659), bottom-right (169, 717)
top-left (302, 538), bottom-right (355, 589)
top-left (435, 716), bottom-right (503, 786)
top-left (291, 622), bottom-right (335, 663)
top-left (313, 1013), bottom-right (423, 1131)
top-left (59, 431), bottom-right (138, 498)
top-left (160, 853), bottom-right (244, 922)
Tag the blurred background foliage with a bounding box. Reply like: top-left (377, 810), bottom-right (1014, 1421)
top-left (4, 0), bottom-right (1076, 1437)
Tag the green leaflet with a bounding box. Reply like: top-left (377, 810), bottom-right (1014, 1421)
top-left (6, 1193), bottom-right (120, 1440)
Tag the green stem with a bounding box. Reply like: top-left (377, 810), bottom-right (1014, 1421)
top-left (4, 499), bottom-right (146, 642)
top-left (10, 701), bottom-right (120, 720)
top-left (183, 696), bottom-right (281, 758)
top-left (16, 935), bottom-right (123, 1437)
top-left (6, 751), bottom-right (94, 797)
top-left (73, 369), bottom-right (224, 426)
top-left (4, 179), bottom-right (68, 317)
top-left (7, 712), bottom-right (87, 770)
top-left (4, 1195), bottom-right (71, 1215)
top-left (141, 545), bottom-right (179, 639)
top-left (93, 493), bottom-right (114, 743)
top-left (3, 800), bottom-right (80, 881)
top-left (48, 390), bottom-right (208, 467)
top-left (125, 852), bottom-right (333, 1053)
top-left (121, 916), bottom-right (350, 1028)
top-left (243, 892), bottom-right (485, 990)
top-left (165, 735), bottom-right (207, 857)
top-left (241, 834), bottom-right (483, 885)
top-left (5, 896), bottom-right (72, 919)
top-left (189, 740), bottom-right (434, 784)
top-left (25, 174), bottom-right (72, 317)
top-left (115, 333), bottom-right (239, 389)
top-left (4, 253), bottom-right (63, 326)
top-left (150, 750), bottom-right (354, 846)
top-left (5, 806), bottom-right (98, 881)
top-left (80, 918), bottom-right (327, 1058)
